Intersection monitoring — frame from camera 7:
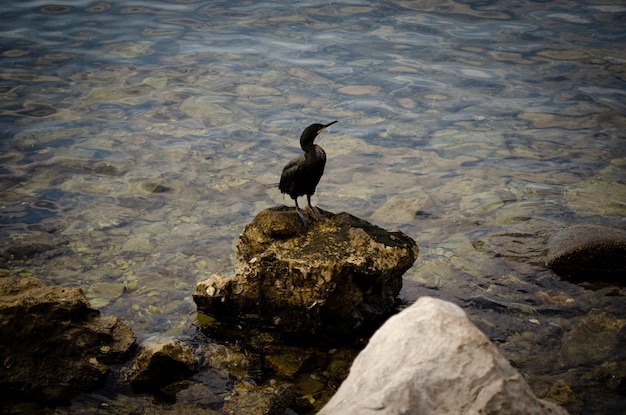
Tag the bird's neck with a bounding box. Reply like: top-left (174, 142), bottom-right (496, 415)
top-left (304, 144), bottom-right (325, 160)
top-left (300, 142), bottom-right (316, 153)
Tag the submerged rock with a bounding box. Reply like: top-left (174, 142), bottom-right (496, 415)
top-left (546, 224), bottom-right (626, 283)
top-left (0, 275), bottom-right (136, 404)
top-left (193, 207), bottom-right (418, 336)
top-left (130, 335), bottom-right (199, 393)
top-left (319, 297), bottom-right (569, 415)
top-left (223, 381), bottom-right (294, 415)
top-left (559, 309), bottom-right (626, 367)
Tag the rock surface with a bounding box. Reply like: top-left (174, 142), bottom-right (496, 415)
top-left (0, 275), bottom-right (136, 404)
top-left (194, 207), bottom-right (418, 336)
top-left (222, 381), bottom-right (294, 415)
top-left (319, 297), bottom-right (569, 415)
top-left (130, 335), bottom-right (199, 393)
top-left (559, 309), bottom-right (626, 368)
top-left (545, 224), bottom-right (626, 283)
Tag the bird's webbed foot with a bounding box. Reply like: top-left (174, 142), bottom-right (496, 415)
top-left (296, 207), bottom-right (311, 227)
top-left (305, 204), bottom-right (323, 221)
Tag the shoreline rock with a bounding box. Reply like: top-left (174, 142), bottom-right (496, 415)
top-left (0, 275), bottom-right (136, 404)
top-left (319, 297), bottom-right (570, 415)
top-left (194, 207), bottom-right (419, 337)
top-left (546, 224), bottom-right (626, 283)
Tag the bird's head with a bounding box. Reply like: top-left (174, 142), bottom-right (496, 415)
top-left (300, 120), bottom-right (338, 149)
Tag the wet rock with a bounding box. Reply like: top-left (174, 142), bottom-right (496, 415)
top-left (130, 335), bottom-right (199, 393)
top-left (169, 380), bottom-right (223, 410)
top-left (543, 380), bottom-right (583, 413)
top-left (223, 381), bottom-right (294, 415)
top-left (193, 207), bottom-right (418, 337)
top-left (263, 347), bottom-right (317, 379)
top-left (0, 232), bottom-right (67, 262)
top-left (559, 309), bottom-right (626, 367)
top-left (0, 275), bottom-right (136, 404)
top-left (121, 235), bottom-right (153, 253)
top-left (198, 340), bottom-right (251, 380)
top-left (546, 224), bottom-right (626, 283)
top-left (194, 316), bottom-right (359, 411)
top-left (370, 194), bottom-right (427, 224)
top-left (319, 297), bottom-right (569, 415)
top-left (86, 281), bottom-right (126, 308)
top-left (581, 359), bottom-right (626, 398)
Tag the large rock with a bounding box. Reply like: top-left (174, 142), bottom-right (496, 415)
top-left (194, 207), bottom-right (418, 336)
top-left (545, 224), bottom-right (626, 283)
top-left (0, 275), bottom-right (136, 404)
top-left (319, 297), bottom-right (569, 415)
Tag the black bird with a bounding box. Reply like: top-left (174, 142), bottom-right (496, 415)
top-left (279, 121), bottom-right (338, 225)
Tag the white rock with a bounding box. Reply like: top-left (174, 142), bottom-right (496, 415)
top-left (319, 297), bottom-right (569, 415)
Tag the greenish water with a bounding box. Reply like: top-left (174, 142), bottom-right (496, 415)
top-left (1, 1), bottom-right (626, 413)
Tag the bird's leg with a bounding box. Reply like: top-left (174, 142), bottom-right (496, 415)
top-left (294, 198), bottom-right (310, 226)
top-left (305, 194), bottom-right (322, 221)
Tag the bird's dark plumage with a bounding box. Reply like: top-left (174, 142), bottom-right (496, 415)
top-left (279, 121), bottom-right (337, 225)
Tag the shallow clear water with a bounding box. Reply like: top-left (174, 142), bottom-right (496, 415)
top-left (1, 0), bottom-right (626, 413)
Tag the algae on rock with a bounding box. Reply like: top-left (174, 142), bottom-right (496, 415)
top-left (194, 207), bottom-right (418, 337)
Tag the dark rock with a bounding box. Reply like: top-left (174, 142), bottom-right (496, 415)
top-left (0, 275), bottom-right (136, 404)
top-left (193, 207), bottom-right (418, 337)
top-left (546, 224), bottom-right (626, 283)
top-left (130, 335), bottom-right (199, 393)
top-left (194, 321), bottom-right (360, 411)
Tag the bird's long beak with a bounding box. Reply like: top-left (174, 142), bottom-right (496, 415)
top-left (317, 120), bottom-right (338, 135)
